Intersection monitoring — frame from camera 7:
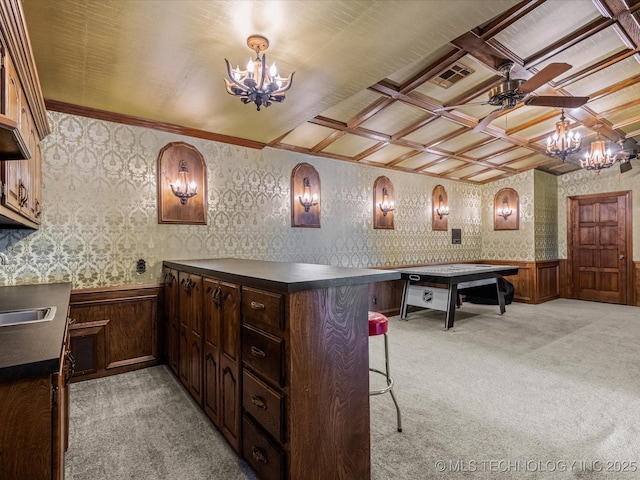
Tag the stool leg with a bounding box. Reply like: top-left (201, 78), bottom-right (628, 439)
top-left (383, 333), bottom-right (403, 432)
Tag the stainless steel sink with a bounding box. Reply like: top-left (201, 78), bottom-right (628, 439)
top-left (0, 306), bottom-right (57, 327)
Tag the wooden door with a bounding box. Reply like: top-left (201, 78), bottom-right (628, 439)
top-left (568, 192), bottom-right (632, 304)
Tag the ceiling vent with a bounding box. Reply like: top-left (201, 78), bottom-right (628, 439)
top-left (430, 62), bottom-right (474, 89)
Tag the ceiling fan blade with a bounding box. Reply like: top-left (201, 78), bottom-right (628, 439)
top-left (435, 100), bottom-right (489, 112)
top-left (525, 95), bottom-right (589, 108)
top-left (472, 108), bottom-right (502, 133)
top-left (518, 62), bottom-right (572, 93)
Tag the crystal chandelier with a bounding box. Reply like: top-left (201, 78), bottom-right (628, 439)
top-left (224, 35), bottom-right (294, 111)
top-left (580, 137), bottom-right (615, 172)
top-left (545, 110), bottom-right (580, 161)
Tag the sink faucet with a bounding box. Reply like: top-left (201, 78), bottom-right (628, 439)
top-left (0, 253), bottom-right (8, 265)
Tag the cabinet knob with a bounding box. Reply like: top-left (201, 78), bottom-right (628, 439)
top-left (252, 446), bottom-right (268, 464)
top-left (250, 301), bottom-right (265, 310)
top-left (250, 346), bottom-right (266, 358)
top-left (251, 395), bottom-right (267, 410)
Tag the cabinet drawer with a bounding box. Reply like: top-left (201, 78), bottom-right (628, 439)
top-left (242, 287), bottom-right (283, 332)
top-left (242, 324), bottom-right (284, 388)
top-left (242, 415), bottom-right (285, 480)
top-left (243, 369), bottom-right (284, 443)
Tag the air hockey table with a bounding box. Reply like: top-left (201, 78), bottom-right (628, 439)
top-left (398, 264), bottom-right (519, 329)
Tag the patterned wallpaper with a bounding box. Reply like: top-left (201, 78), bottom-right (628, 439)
top-left (557, 159), bottom-right (639, 259)
top-left (533, 170), bottom-right (558, 261)
top-left (1, 112), bottom-right (636, 288)
top-left (0, 112), bottom-right (485, 288)
top-left (480, 170), bottom-right (536, 262)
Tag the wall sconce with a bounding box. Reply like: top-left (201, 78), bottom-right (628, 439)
top-left (432, 184), bottom-right (448, 231)
top-left (170, 160), bottom-right (198, 205)
top-left (298, 177), bottom-right (318, 212)
top-left (378, 187), bottom-right (395, 216)
top-left (496, 196), bottom-right (512, 220)
top-left (494, 187), bottom-right (519, 231)
top-left (157, 142), bottom-right (207, 225)
top-left (373, 176), bottom-right (395, 229)
top-left (436, 194), bottom-right (450, 219)
top-left (291, 163), bottom-right (321, 228)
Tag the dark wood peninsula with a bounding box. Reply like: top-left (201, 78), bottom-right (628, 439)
top-left (163, 258), bottom-right (400, 480)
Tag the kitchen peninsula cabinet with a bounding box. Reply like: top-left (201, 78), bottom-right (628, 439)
top-left (163, 258), bottom-right (400, 480)
top-left (0, 0), bottom-right (49, 229)
top-left (0, 282), bottom-right (72, 480)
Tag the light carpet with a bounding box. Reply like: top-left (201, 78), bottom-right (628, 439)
top-left (66, 299), bottom-right (640, 479)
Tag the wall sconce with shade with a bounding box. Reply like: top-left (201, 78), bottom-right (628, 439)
top-left (432, 184), bottom-right (449, 231)
top-left (170, 160), bottom-right (198, 205)
top-left (291, 163), bottom-right (320, 228)
top-left (494, 187), bottom-right (518, 230)
top-left (157, 142), bottom-right (207, 225)
top-left (373, 176), bottom-right (395, 230)
top-left (580, 135), bottom-right (615, 172)
top-left (224, 35), bottom-right (294, 111)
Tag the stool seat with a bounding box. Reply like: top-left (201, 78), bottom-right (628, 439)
top-left (368, 311), bottom-right (402, 432)
top-left (368, 311), bottom-right (388, 336)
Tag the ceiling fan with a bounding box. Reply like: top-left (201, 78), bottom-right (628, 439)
top-left (437, 61), bottom-right (590, 133)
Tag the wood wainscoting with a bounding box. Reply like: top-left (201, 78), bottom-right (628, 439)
top-left (368, 260), bottom-right (561, 315)
top-left (477, 260), bottom-right (560, 304)
top-left (68, 284), bottom-right (162, 381)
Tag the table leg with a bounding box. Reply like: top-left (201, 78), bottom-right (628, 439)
top-left (400, 280), bottom-right (410, 320)
top-left (496, 277), bottom-right (506, 315)
top-left (445, 284), bottom-right (458, 330)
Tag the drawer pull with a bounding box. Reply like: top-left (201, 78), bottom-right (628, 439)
top-left (250, 346), bottom-right (266, 358)
top-left (252, 446), bottom-right (268, 464)
top-left (409, 274), bottom-right (421, 281)
top-left (251, 395), bottom-right (267, 410)
top-left (250, 301), bottom-right (265, 310)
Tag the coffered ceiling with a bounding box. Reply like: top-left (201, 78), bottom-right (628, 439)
top-left (22, 0), bottom-right (640, 183)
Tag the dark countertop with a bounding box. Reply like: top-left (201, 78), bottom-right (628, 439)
top-left (163, 258), bottom-right (400, 293)
top-left (0, 282), bottom-right (72, 382)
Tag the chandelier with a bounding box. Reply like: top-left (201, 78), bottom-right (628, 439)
top-left (224, 35), bottom-right (294, 111)
top-left (580, 137), bottom-right (615, 172)
top-left (545, 110), bottom-right (580, 161)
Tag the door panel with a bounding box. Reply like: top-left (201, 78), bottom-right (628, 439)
top-left (569, 192), bottom-right (631, 304)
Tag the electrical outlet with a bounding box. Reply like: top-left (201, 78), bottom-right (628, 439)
top-left (373, 296), bottom-right (377, 305)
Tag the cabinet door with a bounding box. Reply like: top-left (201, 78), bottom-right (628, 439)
top-left (203, 341), bottom-right (219, 425)
top-left (179, 321), bottom-right (189, 387)
top-left (221, 283), bottom-right (241, 362)
top-left (28, 124), bottom-right (42, 223)
top-left (163, 268), bottom-right (180, 375)
top-left (1, 156), bottom-right (28, 214)
top-left (52, 326), bottom-right (71, 480)
top-left (2, 49), bottom-right (21, 122)
top-left (189, 329), bottom-right (203, 406)
top-left (220, 354), bottom-right (241, 453)
top-left (203, 278), bottom-right (221, 425)
top-left (178, 272), bottom-right (203, 401)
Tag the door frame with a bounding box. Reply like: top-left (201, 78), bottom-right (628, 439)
top-left (566, 190), bottom-right (633, 304)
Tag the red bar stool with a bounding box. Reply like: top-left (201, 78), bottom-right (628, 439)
top-left (368, 311), bottom-right (402, 432)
